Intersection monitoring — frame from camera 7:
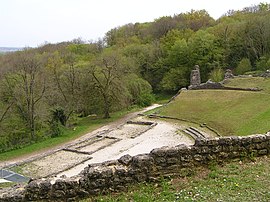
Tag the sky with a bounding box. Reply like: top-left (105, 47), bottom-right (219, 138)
top-left (0, 0), bottom-right (269, 47)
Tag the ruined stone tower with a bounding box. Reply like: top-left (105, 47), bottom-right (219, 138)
top-left (190, 65), bottom-right (201, 86)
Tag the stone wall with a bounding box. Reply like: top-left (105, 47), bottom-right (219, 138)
top-left (188, 80), bottom-right (262, 91)
top-left (1, 133), bottom-right (270, 202)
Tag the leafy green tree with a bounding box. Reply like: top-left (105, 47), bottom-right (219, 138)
top-left (89, 49), bottom-right (130, 118)
top-left (188, 30), bottom-right (222, 81)
top-left (161, 67), bottom-right (189, 91)
top-left (1, 51), bottom-right (46, 140)
top-left (125, 74), bottom-right (154, 106)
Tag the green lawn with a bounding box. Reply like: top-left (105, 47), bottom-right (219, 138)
top-left (0, 107), bottom-right (139, 162)
top-left (83, 155), bottom-right (270, 202)
top-left (159, 77), bottom-right (270, 136)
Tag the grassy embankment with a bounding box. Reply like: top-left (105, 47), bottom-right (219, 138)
top-left (83, 155), bottom-right (270, 202)
top-left (159, 77), bottom-right (270, 136)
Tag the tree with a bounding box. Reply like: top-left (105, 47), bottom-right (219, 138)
top-left (89, 49), bottom-right (130, 118)
top-left (2, 51), bottom-right (46, 140)
top-left (46, 51), bottom-right (83, 126)
top-left (161, 67), bottom-right (189, 92)
top-left (125, 74), bottom-right (154, 106)
top-left (188, 30), bottom-right (222, 81)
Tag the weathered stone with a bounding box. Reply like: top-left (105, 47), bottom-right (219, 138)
top-left (132, 154), bottom-right (154, 169)
top-left (224, 69), bottom-right (234, 79)
top-left (258, 149), bottom-right (268, 155)
top-left (165, 147), bottom-right (179, 157)
top-left (190, 65), bottom-right (201, 86)
top-left (180, 154), bottom-right (192, 162)
top-left (39, 181), bottom-right (51, 199)
top-left (199, 146), bottom-right (210, 154)
top-left (261, 69), bottom-right (270, 78)
top-left (194, 154), bottom-right (203, 161)
top-left (154, 157), bottom-right (166, 165)
top-left (194, 138), bottom-right (208, 146)
top-left (3, 133), bottom-right (270, 202)
top-left (118, 154), bottom-right (132, 165)
top-left (176, 144), bottom-right (190, 154)
top-left (150, 146), bottom-right (170, 157)
top-left (255, 142), bottom-right (268, 150)
top-left (167, 157), bottom-right (179, 164)
top-left (53, 179), bottom-right (66, 191)
top-left (212, 145), bottom-right (222, 153)
top-left (115, 167), bottom-right (127, 177)
top-left (51, 190), bottom-right (65, 198)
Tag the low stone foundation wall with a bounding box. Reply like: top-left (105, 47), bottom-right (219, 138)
top-left (189, 81), bottom-right (262, 91)
top-left (1, 133), bottom-right (270, 201)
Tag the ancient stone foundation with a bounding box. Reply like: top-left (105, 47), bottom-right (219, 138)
top-left (1, 133), bottom-right (270, 202)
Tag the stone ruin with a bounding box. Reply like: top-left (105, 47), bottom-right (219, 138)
top-left (224, 69), bottom-right (234, 79)
top-left (1, 133), bottom-right (270, 202)
top-left (261, 69), bottom-right (270, 78)
top-left (189, 65), bottom-right (201, 87)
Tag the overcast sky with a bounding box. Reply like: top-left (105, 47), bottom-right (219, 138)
top-left (0, 0), bottom-right (269, 47)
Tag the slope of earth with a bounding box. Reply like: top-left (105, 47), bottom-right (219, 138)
top-left (159, 77), bottom-right (270, 136)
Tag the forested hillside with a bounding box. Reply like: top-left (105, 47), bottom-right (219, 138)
top-left (0, 3), bottom-right (270, 152)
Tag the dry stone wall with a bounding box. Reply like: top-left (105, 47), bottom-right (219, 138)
top-left (1, 133), bottom-right (270, 202)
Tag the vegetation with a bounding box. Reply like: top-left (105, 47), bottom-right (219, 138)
top-left (1, 3), bottom-right (270, 152)
top-left (159, 77), bottom-right (270, 136)
top-left (82, 155), bottom-right (270, 202)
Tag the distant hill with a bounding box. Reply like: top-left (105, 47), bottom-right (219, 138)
top-left (0, 47), bottom-right (22, 53)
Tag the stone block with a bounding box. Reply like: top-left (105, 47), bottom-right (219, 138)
top-left (118, 154), bottom-right (132, 165)
top-left (167, 157), bottom-right (179, 165)
top-left (150, 146), bottom-right (170, 157)
top-left (258, 149), bottom-right (268, 155)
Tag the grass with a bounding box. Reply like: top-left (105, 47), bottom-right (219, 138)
top-left (0, 106), bottom-right (140, 162)
top-left (158, 77), bottom-right (270, 136)
top-left (83, 155), bottom-right (270, 202)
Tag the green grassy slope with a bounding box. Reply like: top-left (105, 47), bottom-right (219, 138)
top-left (159, 77), bottom-right (270, 136)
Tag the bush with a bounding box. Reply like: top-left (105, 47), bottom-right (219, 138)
top-left (256, 56), bottom-right (270, 71)
top-left (235, 58), bottom-right (252, 75)
top-left (209, 67), bottom-right (224, 82)
top-left (136, 93), bottom-right (155, 107)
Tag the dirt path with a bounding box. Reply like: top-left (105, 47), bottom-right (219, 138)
top-left (0, 104), bottom-right (162, 168)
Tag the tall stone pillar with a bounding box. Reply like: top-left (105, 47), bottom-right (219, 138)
top-left (190, 65), bottom-right (201, 86)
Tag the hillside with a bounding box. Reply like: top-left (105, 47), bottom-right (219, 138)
top-left (0, 47), bottom-right (21, 53)
top-left (159, 77), bottom-right (270, 136)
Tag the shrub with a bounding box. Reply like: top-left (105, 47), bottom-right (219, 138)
top-left (209, 67), bottom-right (224, 82)
top-left (235, 58), bottom-right (252, 75)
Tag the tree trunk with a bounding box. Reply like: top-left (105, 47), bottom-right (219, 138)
top-left (103, 95), bottom-right (110, 119)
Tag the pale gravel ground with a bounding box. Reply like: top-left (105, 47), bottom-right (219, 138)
top-left (55, 117), bottom-right (194, 179)
top-left (78, 138), bottom-right (116, 153)
top-left (0, 104), bottom-right (162, 169)
top-left (17, 150), bottom-right (90, 178)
